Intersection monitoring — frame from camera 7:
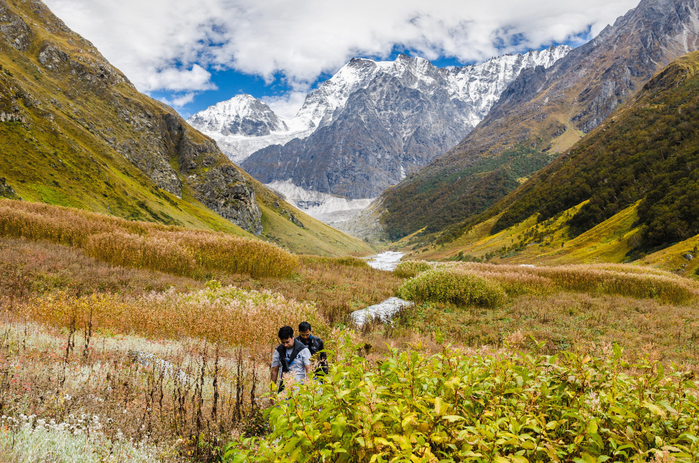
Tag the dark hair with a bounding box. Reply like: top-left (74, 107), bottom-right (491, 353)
top-left (278, 325), bottom-right (294, 340)
top-left (298, 321), bottom-right (312, 333)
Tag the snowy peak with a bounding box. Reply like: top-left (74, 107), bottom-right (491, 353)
top-left (188, 94), bottom-right (288, 137)
top-left (444, 45), bottom-right (574, 120)
top-left (294, 46), bottom-right (571, 130)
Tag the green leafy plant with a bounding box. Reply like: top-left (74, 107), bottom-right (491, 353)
top-left (225, 338), bottom-right (699, 462)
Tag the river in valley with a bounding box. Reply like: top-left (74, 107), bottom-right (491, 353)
top-left (364, 251), bottom-right (404, 271)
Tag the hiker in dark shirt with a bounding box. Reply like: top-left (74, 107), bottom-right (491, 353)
top-left (271, 325), bottom-right (311, 393)
top-left (296, 321), bottom-right (328, 377)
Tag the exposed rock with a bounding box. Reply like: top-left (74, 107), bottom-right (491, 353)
top-left (0, 1), bottom-right (33, 52)
top-left (684, 253), bottom-right (694, 261)
top-left (0, 177), bottom-right (19, 199)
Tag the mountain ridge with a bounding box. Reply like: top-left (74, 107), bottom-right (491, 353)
top-left (377, 0), bottom-right (699, 241)
top-left (237, 47), bottom-right (570, 201)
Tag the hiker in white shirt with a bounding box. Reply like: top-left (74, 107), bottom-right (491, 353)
top-left (270, 325), bottom-right (311, 392)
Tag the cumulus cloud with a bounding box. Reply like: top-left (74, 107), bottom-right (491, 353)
top-left (43, 0), bottom-right (639, 95)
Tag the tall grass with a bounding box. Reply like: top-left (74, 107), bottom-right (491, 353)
top-left (437, 262), bottom-right (699, 304)
top-left (0, 199), bottom-right (298, 278)
top-left (0, 321), bottom-right (271, 462)
top-left (15, 284), bottom-right (325, 351)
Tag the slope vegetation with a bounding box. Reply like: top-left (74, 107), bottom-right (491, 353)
top-left (0, 0), bottom-right (371, 256)
top-left (490, 51), bottom-right (699, 253)
top-left (378, 0), bottom-right (699, 240)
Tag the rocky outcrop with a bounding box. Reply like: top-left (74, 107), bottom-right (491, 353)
top-left (0, 177), bottom-right (19, 199)
top-left (0, 1), bottom-right (33, 52)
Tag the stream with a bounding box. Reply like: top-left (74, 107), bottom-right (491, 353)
top-left (364, 251), bottom-right (405, 271)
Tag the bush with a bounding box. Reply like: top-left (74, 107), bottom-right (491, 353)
top-left (396, 269), bottom-right (506, 308)
top-left (393, 261), bottom-right (431, 278)
top-left (225, 339), bottom-right (699, 462)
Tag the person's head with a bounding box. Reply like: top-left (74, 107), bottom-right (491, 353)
top-left (298, 321), bottom-right (312, 341)
top-left (278, 326), bottom-right (294, 348)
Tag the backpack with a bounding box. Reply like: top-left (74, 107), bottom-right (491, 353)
top-left (275, 339), bottom-right (306, 392)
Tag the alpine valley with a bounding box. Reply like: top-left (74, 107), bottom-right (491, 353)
top-left (188, 47), bottom-right (571, 225)
top-left (3, 0), bottom-right (699, 461)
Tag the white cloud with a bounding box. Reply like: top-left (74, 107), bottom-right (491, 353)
top-left (43, 0), bottom-right (640, 95)
top-left (160, 92), bottom-right (197, 108)
top-left (262, 92), bottom-right (309, 121)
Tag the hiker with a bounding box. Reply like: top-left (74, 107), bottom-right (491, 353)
top-left (270, 325), bottom-right (311, 393)
top-left (296, 321), bottom-right (328, 377)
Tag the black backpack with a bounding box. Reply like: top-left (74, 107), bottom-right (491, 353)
top-left (275, 339), bottom-right (306, 392)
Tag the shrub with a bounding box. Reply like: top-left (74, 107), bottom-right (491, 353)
top-left (334, 256), bottom-right (370, 268)
top-left (397, 269), bottom-right (506, 308)
top-left (225, 339), bottom-right (699, 463)
top-left (393, 260), bottom-right (431, 278)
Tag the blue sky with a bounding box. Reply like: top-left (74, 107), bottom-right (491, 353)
top-left (43, 0), bottom-right (638, 120)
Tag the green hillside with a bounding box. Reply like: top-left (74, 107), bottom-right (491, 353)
top-left (0, 0), bottom-right (371, 256)
top-left (377, 0), bottom-right (699, 242)
top-left (489, 51), bottom-right (699, 254)
top-left (406, 52), bottom-right (699, 276)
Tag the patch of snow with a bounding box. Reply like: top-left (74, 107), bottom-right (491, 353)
top-left (266, 180), bottom-right (374, 222)
top-left (350, 297), bottom-right (414, 328)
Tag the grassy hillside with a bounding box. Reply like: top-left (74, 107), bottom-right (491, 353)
top-left (488, 52), bottom-right (699, 251)
top-left (0, 0), bottom-right (371, 257)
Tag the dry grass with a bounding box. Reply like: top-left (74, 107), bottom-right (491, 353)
top-left (386, 291), bottom-right (699, 371)
top-left (438, 262), bottom-right (699, 304)
top-left (229, 258), bottom-right (403, 325)
top-left (0, 237), bottom-right (203, 303)
top-left (0, 321), bottom-right (269, 462)
top-left (11, 285), bottom-right (325, 354)
top-left (0, 236), bottom-right (403, 328)
top-left (0, 199), bottom-right (298, 278)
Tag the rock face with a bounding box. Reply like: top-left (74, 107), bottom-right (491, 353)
top-left (0, 177), bottom-right (19, 199)
top-left (237, 48), bottom-right (570, 199)
top-left (377, 0), bottom-right (699, 240)
top-left (0, 0), bottom-right (262, 235)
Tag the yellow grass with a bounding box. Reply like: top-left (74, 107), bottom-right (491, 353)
top-left (14, 284), bottom-right (325, 352)
top-left (438, 262), bottom-right (699, 304)
top-left (0, 199), bottom-right (298, 278)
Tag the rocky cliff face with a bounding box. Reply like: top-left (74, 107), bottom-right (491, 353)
top-left (377, 0), bottom-right (699, 240)
top-left (0, 0), bottom-right (262, 235)
top-left (236, 48), bottom-right (569, 200)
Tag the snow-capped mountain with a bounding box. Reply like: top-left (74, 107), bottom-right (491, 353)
top-left (241, 46), bottom-right (571, 201)
top-left (189, 46), bottom-right (571, 165)
top-left (188, 46), bottom-right (570, 224)
top-left (187, 95), bottom-right (306, 163)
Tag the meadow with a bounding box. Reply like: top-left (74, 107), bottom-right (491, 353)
top-left (1, 202), bottom-right (699, 462)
